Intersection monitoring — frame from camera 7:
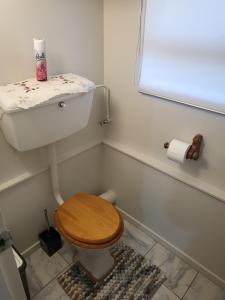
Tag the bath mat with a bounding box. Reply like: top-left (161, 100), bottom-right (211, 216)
top-left (58, 242), bottom-right (166, 299)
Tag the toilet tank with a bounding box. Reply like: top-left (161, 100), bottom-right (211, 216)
top-left (0, 90), bottom-right (94, 151)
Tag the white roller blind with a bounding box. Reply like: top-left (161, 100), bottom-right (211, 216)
top-left (139, 0), bottom-right (225, 115)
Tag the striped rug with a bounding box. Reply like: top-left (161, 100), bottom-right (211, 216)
top-left (58, 242), bottom-right (166, 299)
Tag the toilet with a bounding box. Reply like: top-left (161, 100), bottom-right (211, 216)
top-left (0, 76), bottom-right (123, 280)
top-left (55, 193), bottom-right (124, 280)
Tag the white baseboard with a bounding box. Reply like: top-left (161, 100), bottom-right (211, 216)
top-left (117, 206), bottom-right (225, 290)
top-left (21, 241), bottom-right (40, 258)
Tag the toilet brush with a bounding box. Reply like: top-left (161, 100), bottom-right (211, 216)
top-left (38, 208), bottom-right (62, 257)
top-left (44, 208), bottom-right (50, 232)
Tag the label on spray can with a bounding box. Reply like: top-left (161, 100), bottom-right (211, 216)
top-left (34, 39), bottom-right (47, 81)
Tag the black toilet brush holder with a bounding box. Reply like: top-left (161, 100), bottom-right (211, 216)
top-left (38, 208), bottom-right (62, 257)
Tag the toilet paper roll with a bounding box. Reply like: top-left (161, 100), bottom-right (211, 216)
top-left (166, 139), bottom-right (191, 163)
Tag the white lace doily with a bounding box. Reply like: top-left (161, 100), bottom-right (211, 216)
top-left (0, 74), bottom-right (95, 111)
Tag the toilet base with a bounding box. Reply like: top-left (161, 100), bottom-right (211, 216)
top-left (76, 247), bottom-right (115, 281)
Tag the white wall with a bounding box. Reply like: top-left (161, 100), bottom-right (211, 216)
top-left (0, 0), bottom-right (104, 251)
top-left (103, 0), bottom-right (225, 282)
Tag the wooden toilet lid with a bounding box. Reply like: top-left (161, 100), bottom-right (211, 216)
top-left (55, 193), bottom-right (123, 246)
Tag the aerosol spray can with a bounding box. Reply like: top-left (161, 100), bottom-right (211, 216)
top-left (33, 39), bottom-right (47, 81)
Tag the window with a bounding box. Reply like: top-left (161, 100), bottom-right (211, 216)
top-left (138, 0), bottom-right (225, 115)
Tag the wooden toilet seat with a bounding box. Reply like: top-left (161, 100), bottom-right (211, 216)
top-left (55, 193), bottom-right (124, 249)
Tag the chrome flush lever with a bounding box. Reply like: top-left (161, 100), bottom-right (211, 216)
top-left (58, 101), bottom-right (66, 108)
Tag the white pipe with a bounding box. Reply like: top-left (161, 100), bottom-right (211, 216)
top-left (99, 191), bottom-right (116, 204)
top-left (49, 143), bottom-right (115, 206)
top-left (96, 85), bottom-right (111, 125)
top-left (48, 144), bottom-right (64, 205)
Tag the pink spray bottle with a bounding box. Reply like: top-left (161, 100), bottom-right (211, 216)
top-left (33, 39), bottom-right (47, 81)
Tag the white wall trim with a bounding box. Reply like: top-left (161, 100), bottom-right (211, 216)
top-left (118, 206), bottom-right (225, 290)
top-left (57, 140), bottom-right (102, 165)
top-left (103, 139), bottom-right (225, 205)
top-left (2, 138), bottom-right (224, 206)
top-left (21, 241), bottom-right (40, 258)
top-left (0, 170), bottom-right (46, 193)
top-left (0, 140), bottom-right (102, 194)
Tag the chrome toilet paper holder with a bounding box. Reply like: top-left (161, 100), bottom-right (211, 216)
top-left (164, 134), bottom-right (203, 161)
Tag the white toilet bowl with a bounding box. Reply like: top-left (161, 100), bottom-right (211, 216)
top-left (55, 193), bottom-right (124, 280)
